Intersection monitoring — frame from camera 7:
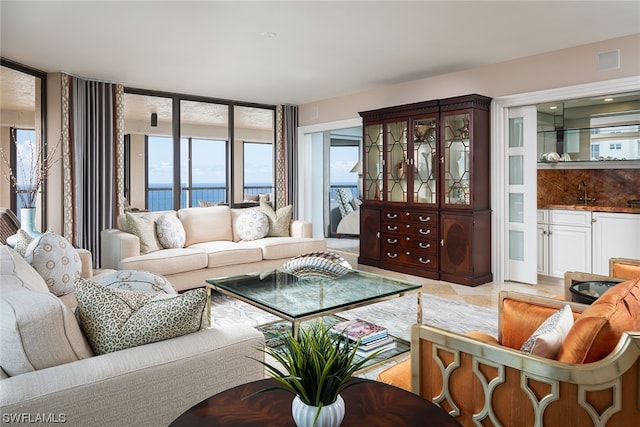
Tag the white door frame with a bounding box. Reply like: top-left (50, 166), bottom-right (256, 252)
top-left (297, 118), bottom-right (362, 237)
top-left (491, 76), bottom-right (640, 284)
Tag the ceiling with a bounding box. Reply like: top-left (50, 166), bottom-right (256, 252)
top-left (1, 1), bottom-right (639, 107)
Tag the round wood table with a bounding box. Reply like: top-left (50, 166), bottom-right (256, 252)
top-left (170, 378), bottom-right (461, 426)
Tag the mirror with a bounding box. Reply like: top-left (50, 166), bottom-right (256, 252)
top-left (537, 92), bottom-right (640, 163)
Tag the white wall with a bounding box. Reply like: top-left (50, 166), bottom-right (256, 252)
top-left (298, 34), bottom-right (640, 126)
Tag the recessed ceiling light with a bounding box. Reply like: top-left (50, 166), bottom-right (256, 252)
top-left (260, 31), bottom-right (277, 39)
top-left (604, 98), bottom-right (614, 102)
top-left (549, 106), bottom-right (557, 110)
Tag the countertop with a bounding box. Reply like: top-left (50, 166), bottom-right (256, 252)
top-left (542, 204), bottom-right (640, 214)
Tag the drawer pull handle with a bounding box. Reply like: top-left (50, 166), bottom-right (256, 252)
top-left (386, 252), bottom-right (398, 259)
top-left (419, 229), bottom-right (431, 235)
top-left (419, 242), bottom-right (430, 249)
top-left (387, 225), bottom-right (398, 231)
top-left (418, 216), bottom-right (431, 222)
top-left (419, 258), bottom-right (430, 264)
top-left (386, 213), bottom-right (398, 219)
top-left (387, 238), bottom-right (398, 244)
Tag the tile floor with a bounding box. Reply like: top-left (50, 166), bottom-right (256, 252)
top-left (326, 237), bottom-right (564, 311)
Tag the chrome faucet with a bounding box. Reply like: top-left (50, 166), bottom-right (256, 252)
top-left (577, 180), bottom-right (596, 205)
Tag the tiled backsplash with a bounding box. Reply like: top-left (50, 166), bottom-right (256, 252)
top-left (537, 168), bottom-right (640, 208)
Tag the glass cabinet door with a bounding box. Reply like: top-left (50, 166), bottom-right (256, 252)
top-left (385, 120), bottom-right (408, 202)
top-left (364, 123), bottom-right (383, 201)
top-left (412, 117), bottom-right (437, 204)
top-left (442, 112), bottom-right (471, 207)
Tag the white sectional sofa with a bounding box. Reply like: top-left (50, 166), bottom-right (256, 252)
top-left (0, 244), bottom-right (265, 427)
top-left (100, 205), bottom-right (327, 291)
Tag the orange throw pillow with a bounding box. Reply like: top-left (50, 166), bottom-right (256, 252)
top-left (556, 278), bottom-right (640, 364)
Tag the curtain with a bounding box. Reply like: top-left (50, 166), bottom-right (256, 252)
top-left (62, 74), bottom-right (124, 267)
top-left (275, 105), bottom-right (298, 216)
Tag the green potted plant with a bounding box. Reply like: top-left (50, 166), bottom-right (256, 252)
top-left (250, 320), bottom-right (383, 427)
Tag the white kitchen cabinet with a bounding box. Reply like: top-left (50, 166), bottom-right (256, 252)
top-left (538, 209), bottom-right (592, 278)
top-left (537, 210), bottom-right (549, 275)
top-left (592, 212), bottom-right (640, 275)
top-left (537, 224), bottom-right (549, 275)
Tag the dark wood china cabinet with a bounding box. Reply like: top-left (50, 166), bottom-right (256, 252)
top-left (358, 94), bottom-right (492, 286)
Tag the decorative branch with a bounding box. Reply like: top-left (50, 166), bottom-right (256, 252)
top-left (0, 137), bottom-right (61, 209)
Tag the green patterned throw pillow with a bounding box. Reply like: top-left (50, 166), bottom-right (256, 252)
top-left (259, 202), bottom-right (292, 237)
top-left (125, 212), bottom-right (163, 254)
top-left (74, 278), bottom-right (208, 355)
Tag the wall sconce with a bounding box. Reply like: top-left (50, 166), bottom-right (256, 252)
top-left (150, 113), bottom-right (158, 127)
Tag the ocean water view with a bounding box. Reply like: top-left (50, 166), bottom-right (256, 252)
top-left (147, 182), bottom-right (357, 211)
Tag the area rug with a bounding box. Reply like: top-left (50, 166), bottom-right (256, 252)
top-left (209, 291), bottom-right (498, 379)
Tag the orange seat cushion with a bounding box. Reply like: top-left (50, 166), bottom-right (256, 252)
top-left (557, 278), bottom-right (640, 364)
top-left (376, 358), bottom-right (411, 391)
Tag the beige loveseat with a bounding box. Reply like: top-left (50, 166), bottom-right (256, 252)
top-left (0, 244), bottom-right (265, 426)
top-left (101, 205), bottom-right (327, 291)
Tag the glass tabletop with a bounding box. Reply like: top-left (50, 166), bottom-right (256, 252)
top-left (206, 269), bottom-right (421, 320)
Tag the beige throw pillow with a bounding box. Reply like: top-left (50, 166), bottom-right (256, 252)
top-left (75, 278), bottom-right (208, 355)
top-left (125, 212), bottom-right (163, 254)
top-left (14, 229), bottom-right (34, 256)
top-left (0, 245), bottom-right (49, 294)
top-left (259, 202), bottom-right (292, 237)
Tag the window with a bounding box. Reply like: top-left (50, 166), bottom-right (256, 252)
top-left (146, 136), bottom-right (174, 211)
top-left (330, 144), bottom-right (359, 199)
top-left (609, 143), bottom-right (622, 150)
top-left (182, 138), bottom-right (227, 207)
top-left (11, 128), bottom-right (37, 220)
top-left (124, 90), bottom-right (275, 210)
top-left (1, 62), bottom-right (46, 225)
top-left (243, 142), bottom-right (273, 199)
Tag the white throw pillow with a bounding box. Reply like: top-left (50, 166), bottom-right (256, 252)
top-left (155, 214), bottom-right (186, 248)
top-left (520, 305), bottom-right (574, 358)
top-left (235, 209), bottom-right (269, 241)
top-left (24, 232), bottom-right (82, 296)
top-left (97, 270), bottom-right (177, 294)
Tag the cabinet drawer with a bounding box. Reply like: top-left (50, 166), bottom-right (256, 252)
top-left (381, 210), bottom-right (436, 225)
top-left (382, 234), bottom-right (437, 253)
top-left (549, 209), bottom-right (591, 227)
top-left (381, 245), bottom-right (436, 268)
top-left (537, 209), bottom-right (549, 224)
top-left (381, 222), bottom-right (436, 237)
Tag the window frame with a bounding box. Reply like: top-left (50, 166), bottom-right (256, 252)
top-left (124, 87), bottom-right (276, 211)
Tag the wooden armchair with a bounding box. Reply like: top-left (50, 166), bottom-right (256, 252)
top-left (609, 258), bottom-right (640, 280)
top-left (378, 280), bottom-right (640, 426)
top-left (564, 257), bottom-right (640, 300)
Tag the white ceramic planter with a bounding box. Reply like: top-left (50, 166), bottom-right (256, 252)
top-left (291, 394), bottom-right (345, 427)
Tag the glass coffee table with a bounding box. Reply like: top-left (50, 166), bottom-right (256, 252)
top-left (205, 269), bottom-right (422, 361)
